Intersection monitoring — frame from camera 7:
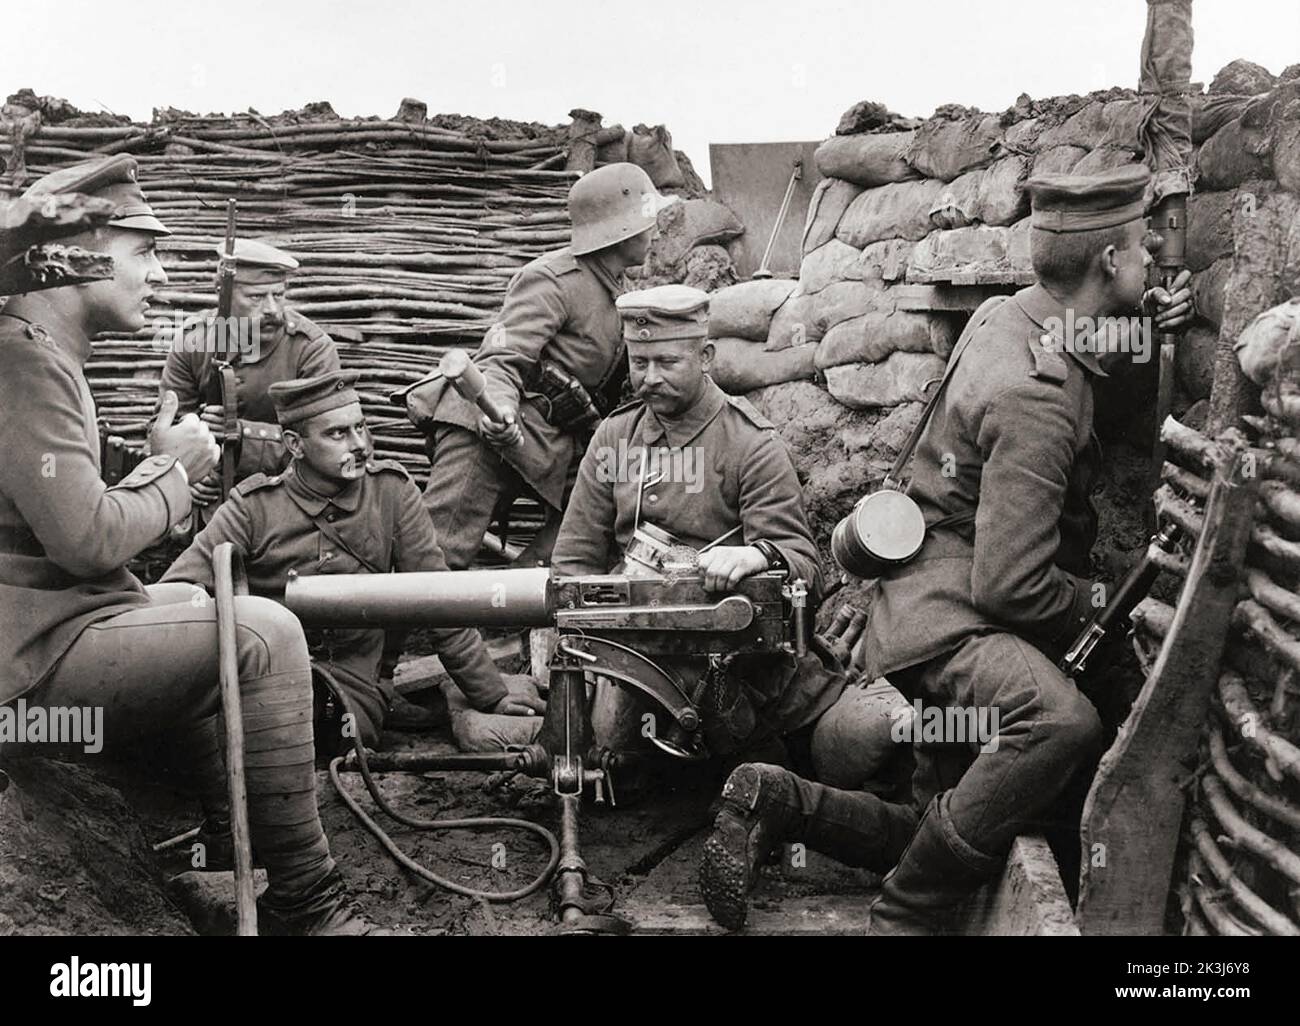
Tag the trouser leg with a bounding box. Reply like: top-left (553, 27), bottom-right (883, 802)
top-left (421, 424), bottom-right (514, 569)
top-left (34, 594), bottom-right (335, 900)
top-left (869, 632), bottom-right (1104, 932)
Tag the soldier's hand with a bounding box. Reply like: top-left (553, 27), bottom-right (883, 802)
top-left (492, 674), bottom-right (547, 716)
top-left (190, 472), bottom-right (223, 507)
top-left (697, 545), bottom-right (769, 592)
top-left (150, 390), bottom-right (220, 482)
top-left (480, 407), bottom-right (523, 450)
top-left (1144, 269), bottom-right (1194, 330)
top-left (199, 403), bottom-right (233, 441)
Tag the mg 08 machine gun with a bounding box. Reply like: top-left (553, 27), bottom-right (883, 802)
top-left (285, 567), bottom-right (809, 933)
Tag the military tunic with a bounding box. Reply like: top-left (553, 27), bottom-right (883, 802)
top-left (158, 308), bottom-right (340, 480)
top-left (0, 310), bottom-right (191, 703)
top-left (553, 376), bottom-right (840, 739)
top-left (858, 285), bottom-right (1105, 679)
top-left (161, 460), bottom-right (509, 743)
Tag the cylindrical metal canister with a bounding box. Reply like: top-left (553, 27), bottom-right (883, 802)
top-left (831, 489), bottom-right (927, 579)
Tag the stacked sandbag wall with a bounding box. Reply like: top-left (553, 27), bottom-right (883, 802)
top-left (705, 61), bottom-right (1300, 553)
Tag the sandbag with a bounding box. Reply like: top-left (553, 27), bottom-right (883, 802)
top-left (1198, 117), bottom-right (1272, 190)
top-left (1273, 103), bottom-right (1300, 194)
top-left (1032, 144), bottom-right (1087, 176)
top-left (800, 238), bottom-right (866, 293)
top-left (801, 178), bottom-right (865, 255)
top-left (1209, 59), bottom-right (1276, 96)
top-left (824, 351), bottom-right (947, 409)
top-left (1037, 99), bottom-right (1145, 151)
top-left (814, 131), bottom-right (919, 188)
top-left (906, 222), bottom-right (1033, 284)
top-left (765, 289), bottom-right (823, 350)
top-left (809, 279), bottom-right (886, 331)
top-left (680, 245), bottom-right (738, 292)
top-left (1002, 116), bottom-right (1043, 150)
top-left (628, 124), bottom-right (685, 189)
top-left (905, 113), bottom-right (1002, 182)
top-left (708, 278), bottom-right (799, 341)
top-left (836, 179), bottom-right (945, 249)
top-left (646, 197), bottom-right (744, 272)
top-left (1193, 94), bottom-right (1252, 143)
top-left (1071, 147), bottom-right (1143, 176)
top-left (928, 171), bottom-right (980, 230)
top-left (976, 156), bottom-right (1029, 226)
top-left (1192, 257), bottom-right (1232, 328)
top-left (1235, 297), bottom-right (1300, 387)
top-left (1186, 190), bottom-right (1237, 272)
top-left (816, 309), bottom-right (958, 368)
top-left (709, 337), bottom-right (818, 393)
top-left (859, 238), bottom-right (915, 284)
top-left (594, 126), bottom-right (629, 164)
top-left (1174, 322), bottom-right (1219, 401)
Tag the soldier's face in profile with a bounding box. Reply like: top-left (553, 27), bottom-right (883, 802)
top-left (628, 337), bottom-right (712, 418)
top-left (287, 402), bottom-right (372, 483)
top-left (81, 228), bottom-right (167, 334)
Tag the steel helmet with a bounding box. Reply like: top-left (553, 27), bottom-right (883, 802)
top-left (569, 162), bottom-right (665, 256)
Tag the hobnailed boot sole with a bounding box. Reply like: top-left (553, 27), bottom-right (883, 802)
top-left (699, 765), bottom-right (773, 932)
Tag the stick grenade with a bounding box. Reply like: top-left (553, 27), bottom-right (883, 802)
top-left (438, 349), bottom-right (514, 425)
top-left (213, 542), bottom-right (257, 936)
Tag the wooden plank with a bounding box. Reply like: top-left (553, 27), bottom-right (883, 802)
top-left (392, 634), bottom-right (526, 694)
top-left (620, 834), bottom-right (1077, 935)
top-left (1076, 450), bottom-right (1258, 935)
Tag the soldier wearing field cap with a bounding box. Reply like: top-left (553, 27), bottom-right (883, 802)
top-left (0, 156), bottom-right (385, 934)
top-left (552, 284), bottom-right (852, 774)
top-left (161, 370), bottom-right (544, 752)
top-left (410, 163), bottom-right (668, 570)
top-left (697, 165), bottom-right (1196, 934)
top-left (158, 237), bottom-right (340, 510)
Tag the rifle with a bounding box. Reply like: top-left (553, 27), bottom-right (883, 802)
top-left (206, 199), bottom-right (240, 504)
top-left (1060, 521), bottom-right (1183, 676)
top-left (285, 567), bottom-right (809, 932)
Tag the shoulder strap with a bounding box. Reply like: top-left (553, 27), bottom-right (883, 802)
top-left (884, 296), bottom-right (1007, 487)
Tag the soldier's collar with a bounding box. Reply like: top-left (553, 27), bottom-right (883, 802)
top-left (577, 251), bottom-right (625, 299)
top-left (640, 376), bottom-right (726, 448)
top-left (283, 463), bottom-right (364, 514)
top-left (1014, 284), bottom-right (1108, 378)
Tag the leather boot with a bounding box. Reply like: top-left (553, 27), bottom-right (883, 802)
top-left (699, 763), bottom-right (918, 931)
top-left (258, 869), bottom-right (393, 936)
top-left (867, 795), bottom-right (1003, 936)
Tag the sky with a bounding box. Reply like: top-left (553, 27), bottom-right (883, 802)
top-left (7, 0), bottom-right (1299, 186)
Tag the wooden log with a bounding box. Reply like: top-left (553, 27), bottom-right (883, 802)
top-left (1217, 671), bottom-right (1300, 784)
top-left (1161, 460), bottom-right (1210, 501)
top-left (1186, 852), bottom-right (1262, 935)
top-left (1243, 569), bottom-right (1300, 628)
top-left (1132, 596), bottom-right (1176, 639)
top-left (1207, 724), bottom-right (1300, 831)
top-left (1188, 816), bottom-right (1300, 935)
top-left (1153, 483), bottom-right (1204, 537)
top-left (1201, 775), bottom-right (1300, 888)
top-left (1077, 452), bottom-right (1258, 936)
top-left (1259, 480), bottom-right (1300, 532)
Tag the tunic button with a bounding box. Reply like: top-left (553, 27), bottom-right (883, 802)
top-left (647, 494), bottom-right (658, 504)
top-left (326, 512), bottom-right (336, 522)
top-left (258, 429), bottom-right (267, 438)
top-left (321, 552), bottom-right (333, 561)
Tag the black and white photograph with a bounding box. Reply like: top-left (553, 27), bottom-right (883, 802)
top-left (0, 0), bottom-right (1296, 1002)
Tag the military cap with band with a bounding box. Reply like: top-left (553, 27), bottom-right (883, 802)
top-left (21, 154), bottom-right (171, 235)
top-left (617, 284), bottom-right (710, 342)
top-left (222, 238), bottom-right (300, 285)
top-left (269, 370), bottom-right (362, 426)
top-left (1025, 164), bottom-right (1153, 234)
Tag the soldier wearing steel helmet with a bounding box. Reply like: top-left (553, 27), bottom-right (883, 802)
top-left (411, 162), bottom-right (670, 569)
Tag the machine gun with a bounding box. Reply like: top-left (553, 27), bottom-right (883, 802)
top-left (285, 566), bottom-right (809, 933)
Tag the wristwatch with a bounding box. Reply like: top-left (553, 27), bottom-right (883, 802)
top-left (752, 540), bottom-right (788, 574)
